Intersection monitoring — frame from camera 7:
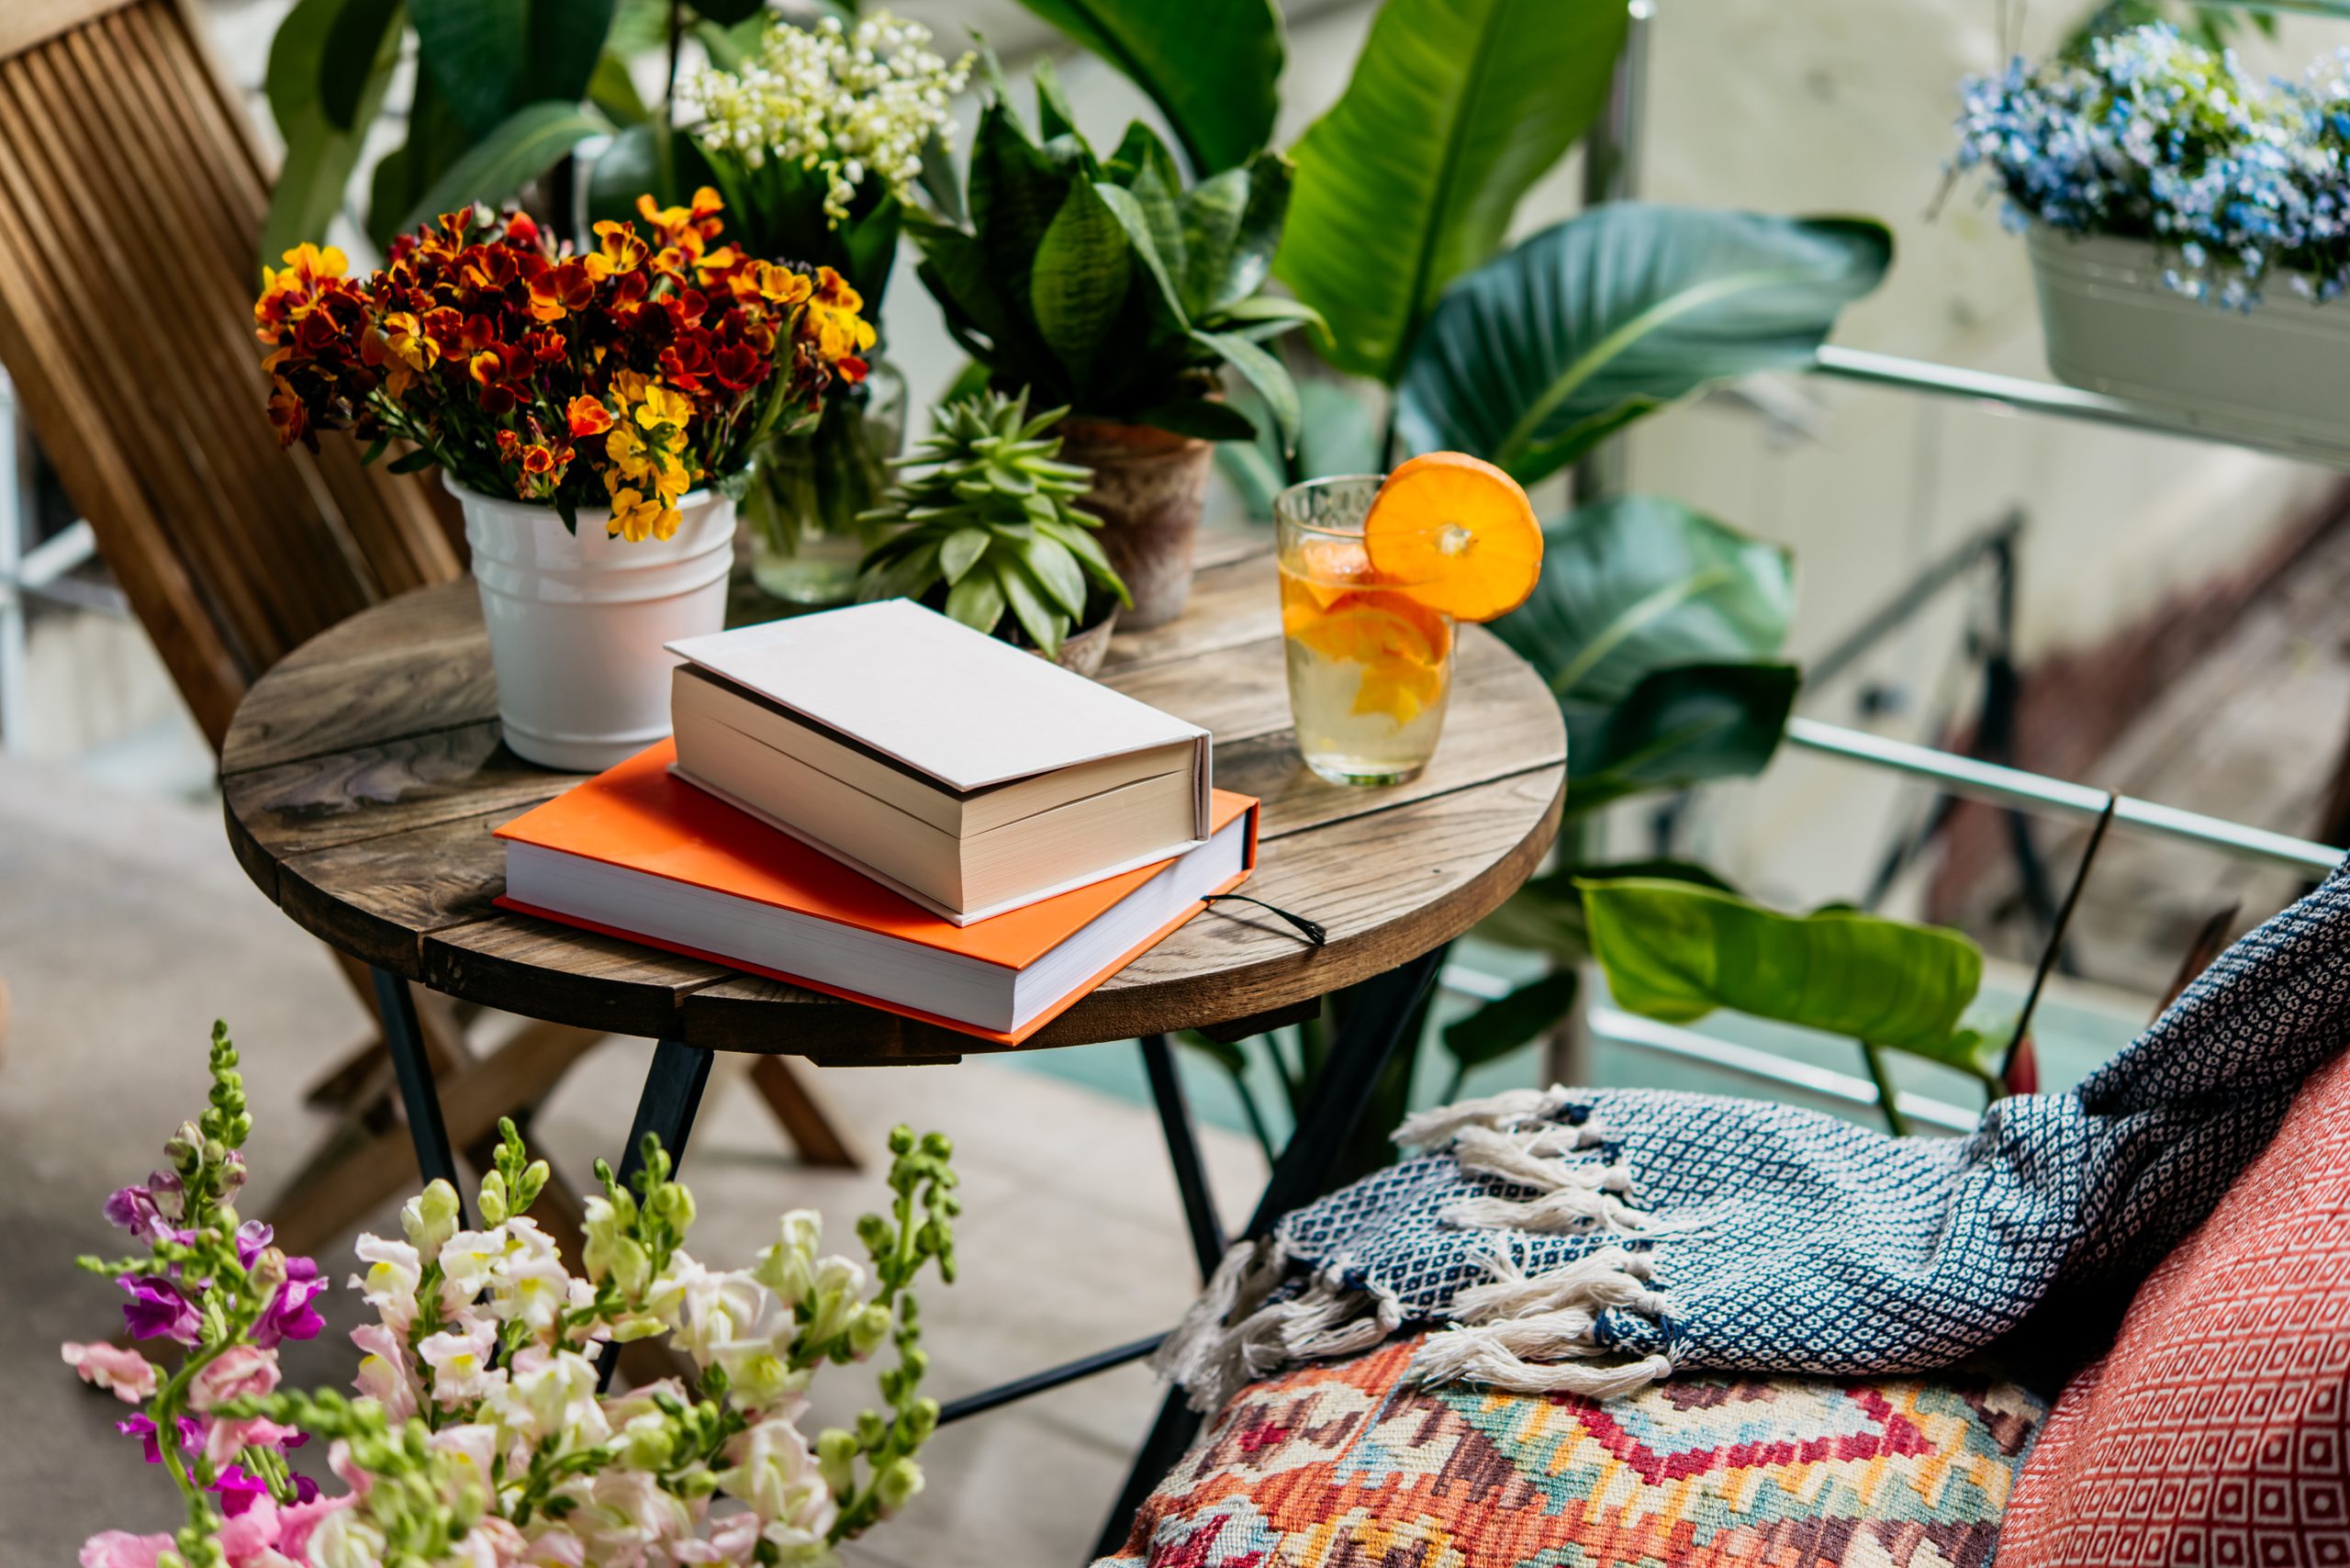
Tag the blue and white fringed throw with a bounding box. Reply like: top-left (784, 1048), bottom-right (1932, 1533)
top-left (1158, 860), bottom-right (2350, 1413)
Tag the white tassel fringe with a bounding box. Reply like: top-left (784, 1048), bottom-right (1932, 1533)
top-left (1393, 1085), bottom-right (1584, 1149)
top-left (1409, 1246), bottom-right (1677, 1398)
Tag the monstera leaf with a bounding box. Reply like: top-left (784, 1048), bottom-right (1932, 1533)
top-left (1275, 0), bottom-right (1629, 383)
top-left (1012, 0), bottom-right (1283, 174)
top-left (1580, 878), bottom-right (2000, 1081)
top-left (1492, 497), bottom-right (1798, 812)
top-left (1396, 206), bottom-right (1895, 485)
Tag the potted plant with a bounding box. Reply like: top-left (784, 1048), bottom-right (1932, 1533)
top-left (254, 199), bottom-right (870, 770)
top-left (1953, 22), bottom-right (2350, 435)
top-left (64, 1024), bottom-right (961, 1568)
top-left (683, 12), bottom-right (972, 607)
top-left (907, 67), bottom-right (1320, 628)
top-left (855, 389), bottom-right (1131, 675)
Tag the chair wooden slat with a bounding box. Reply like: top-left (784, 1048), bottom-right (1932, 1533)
top-left (0, 0), bottom-right (459, 745)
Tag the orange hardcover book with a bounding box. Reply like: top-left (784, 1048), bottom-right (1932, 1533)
top-left (491, 742), bottom-right (1260, 1045)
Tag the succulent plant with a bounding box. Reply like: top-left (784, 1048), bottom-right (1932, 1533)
top-left (855, 389), bottom-right (1130, 657)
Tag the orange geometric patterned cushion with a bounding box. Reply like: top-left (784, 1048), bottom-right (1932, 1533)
top-left (1098, 1336), bottom-right (2044, 1567)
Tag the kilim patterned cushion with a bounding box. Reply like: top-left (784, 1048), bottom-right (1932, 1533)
top-left (1998, 1047), bottom-right (2350, 1567)
top-left (1097, 1336), bottom-right (2046, 1568)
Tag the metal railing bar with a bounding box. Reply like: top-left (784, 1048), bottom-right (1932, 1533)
top-left (1588, 1006), bottom-right (1979, 1131)
top-left (1785, 718), bottom-right (2344, 875)
top-left (1810, 346), bottom-right (2350, 472)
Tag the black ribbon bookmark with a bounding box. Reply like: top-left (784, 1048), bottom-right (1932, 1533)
top-left (1201, 893), bottom-right (1327, 947)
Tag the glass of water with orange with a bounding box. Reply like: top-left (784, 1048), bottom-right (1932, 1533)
top-left (1275, 454), bottom-right (1543, 786)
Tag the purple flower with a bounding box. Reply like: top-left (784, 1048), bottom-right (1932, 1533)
top-left (252, 1260), bottom-right (327, 1350)
top-left (115, 1415), bottom-right (203, 1466)
top-left (234, 1220), bottom-right (274, 1271)
top-left (118, 1276), bottom-right (200, 1345)
top-left (211, 1465), bottom-right (269, 1518)
top-left (102, 1186), bottom-right (167, 1245)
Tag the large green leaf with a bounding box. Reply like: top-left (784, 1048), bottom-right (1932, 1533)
top-left (1567, 662), bottom-right (1800, 814)
top-left (260, 0), bottom-right (401, 272)
top-left (1442, 969), bottom-right (1579, 1074)
top-left (1275, 0), bottom-right (1628, 384)
top-left (1580, 879), bottom-right (1985, 1057)
top-left (400, 104), bottom-right (612, 234)
top-left (1011, 0), bottom-right (1283, 174)
top-left (1477, 858), bottom-right (1738, 959)
top-left (1031, 182), bottom-right (1134, 385)
top-left (1497, 497), bottom-right (1795, 706)
top-left (319, 0), bottom-right (405, 129)
top-left (411, 0), bottom-right (614, 139)
top-left (1397, 206), bottom-right (1894, 485)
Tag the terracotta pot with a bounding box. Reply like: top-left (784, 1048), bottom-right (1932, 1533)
top-left (1057, 418), bottom-right (1212, 630)
top-left (1047, 609), bottom-right (1119, 678)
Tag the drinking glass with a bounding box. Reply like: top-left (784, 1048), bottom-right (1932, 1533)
top-left (1275, 476), bottom-right (1454, 786)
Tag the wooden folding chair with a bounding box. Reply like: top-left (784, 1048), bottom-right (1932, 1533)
top-left (0, 0), bottom-right (856, 1253)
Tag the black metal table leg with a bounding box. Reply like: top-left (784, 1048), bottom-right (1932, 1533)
top-left (616, 1038), bottom-right (715, 1188)
top-left (1092, 945), bottom-right (1452, 1560)
top-left (1140, 1034), bottom-right (1225, 1283)
top-left (369, 966), bottom-right (464, 1212)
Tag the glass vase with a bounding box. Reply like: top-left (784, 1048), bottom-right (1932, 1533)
top-left (744, 358), bottom-right (907, 607)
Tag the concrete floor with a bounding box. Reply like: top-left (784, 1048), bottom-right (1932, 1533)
top-left (0, 753), bottom-right (1264, 1568)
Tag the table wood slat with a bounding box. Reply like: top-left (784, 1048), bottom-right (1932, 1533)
top-left (221, 564), bottom-right (1566, 1062)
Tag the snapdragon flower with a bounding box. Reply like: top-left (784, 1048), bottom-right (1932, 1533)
top-left (688, 12), bottom-right (972, 225)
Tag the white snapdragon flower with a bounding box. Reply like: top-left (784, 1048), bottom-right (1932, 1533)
top-left (801, 1255), bottom-right (868, 1347)
top-left (437, 1224), bottom-right (510, 1305)
top-left (351, 1233), bottom-right (423, 1334)
top-left (753, 1212), bottom-right (822, 1307)
top-left (401, 1179), bottom-right (463, 1264)
top-left (489, 1347), bottom-right (610, 1453)
top-left (685, 11), bottom-right (972, 225)
top-left (559, 1466), bottom-right (699, 1559)
top-left (350, 1320), bottom-right (420, 1425)
top-left (419, 1316), bottom-right (506, 1407)
top-left (308, 1508), bottom-right (391, 1568)
top-left (720, 1416), bottom-right (838, 1551)
top-left (428, 1421), bottom-right (503, 1509)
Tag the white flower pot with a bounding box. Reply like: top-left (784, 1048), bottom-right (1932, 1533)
top-left (453, 477), bottom-right (736, 771)
top-left (2028, 229), bottom-right (2350, 454)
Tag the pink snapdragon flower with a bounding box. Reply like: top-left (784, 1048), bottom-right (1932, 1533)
top-left (78, 1530), bottom-right (173, 1568)
top-left (61, 1341), bottom-right (160, 1403)
top-left (187, 1345), bottom-right (281, 1412)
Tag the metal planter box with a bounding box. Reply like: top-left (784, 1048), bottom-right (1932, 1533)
top-left (2029, 229), bottom-right (2350, 455)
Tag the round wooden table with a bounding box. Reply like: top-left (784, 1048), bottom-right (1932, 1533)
top-left (220, 530), bottom-right (1563, 1543)
top-left (220, 532), bottom-right (1566, 1064)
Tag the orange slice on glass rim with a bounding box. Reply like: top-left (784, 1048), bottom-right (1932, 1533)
top-left (1361, 452), bottom-right (1543, 622)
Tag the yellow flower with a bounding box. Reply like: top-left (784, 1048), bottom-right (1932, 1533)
top-left (804, 267), bottom-right (877, 362)
top-left (633, 383), bottom-right (693, 434)
top-left (274, 241), bottom-right (348, 286)
top-left (606, 487), bottom-right (678, 543)
top-left (606, 421), bottom-right (658, 487)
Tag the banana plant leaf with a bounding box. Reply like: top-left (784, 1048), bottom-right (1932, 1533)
top-left (399, 104), bottom-right (613, 236)
top-left (1579, 878), bottom-right (1994, 1072)
top-left (1395, 206), bottom-right (1894, 486)
top-left (261, 0), bottom-right (402, 272)
top-left (1011, 0), bottom-right (1283, 175)
top-left (1275, 0), bottom-right (1629, 384)
top-left (410, 0), bottom-right (615, 139)
top-left (1476, 858), bottom-right (1739, 960)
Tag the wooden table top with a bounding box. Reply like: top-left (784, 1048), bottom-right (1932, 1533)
top-left (219, 533), bottom-right (1566, 1063)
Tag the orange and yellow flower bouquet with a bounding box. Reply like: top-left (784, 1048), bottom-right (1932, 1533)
top-left (253, 192), bottom-right (874, 543)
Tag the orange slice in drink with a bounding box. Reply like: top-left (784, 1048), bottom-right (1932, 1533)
top-left (1361, 451), bottom-right (1542, 622)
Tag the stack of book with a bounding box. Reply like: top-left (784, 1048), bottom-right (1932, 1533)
top-left (492, 600), bottom-right (1259, 1043)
